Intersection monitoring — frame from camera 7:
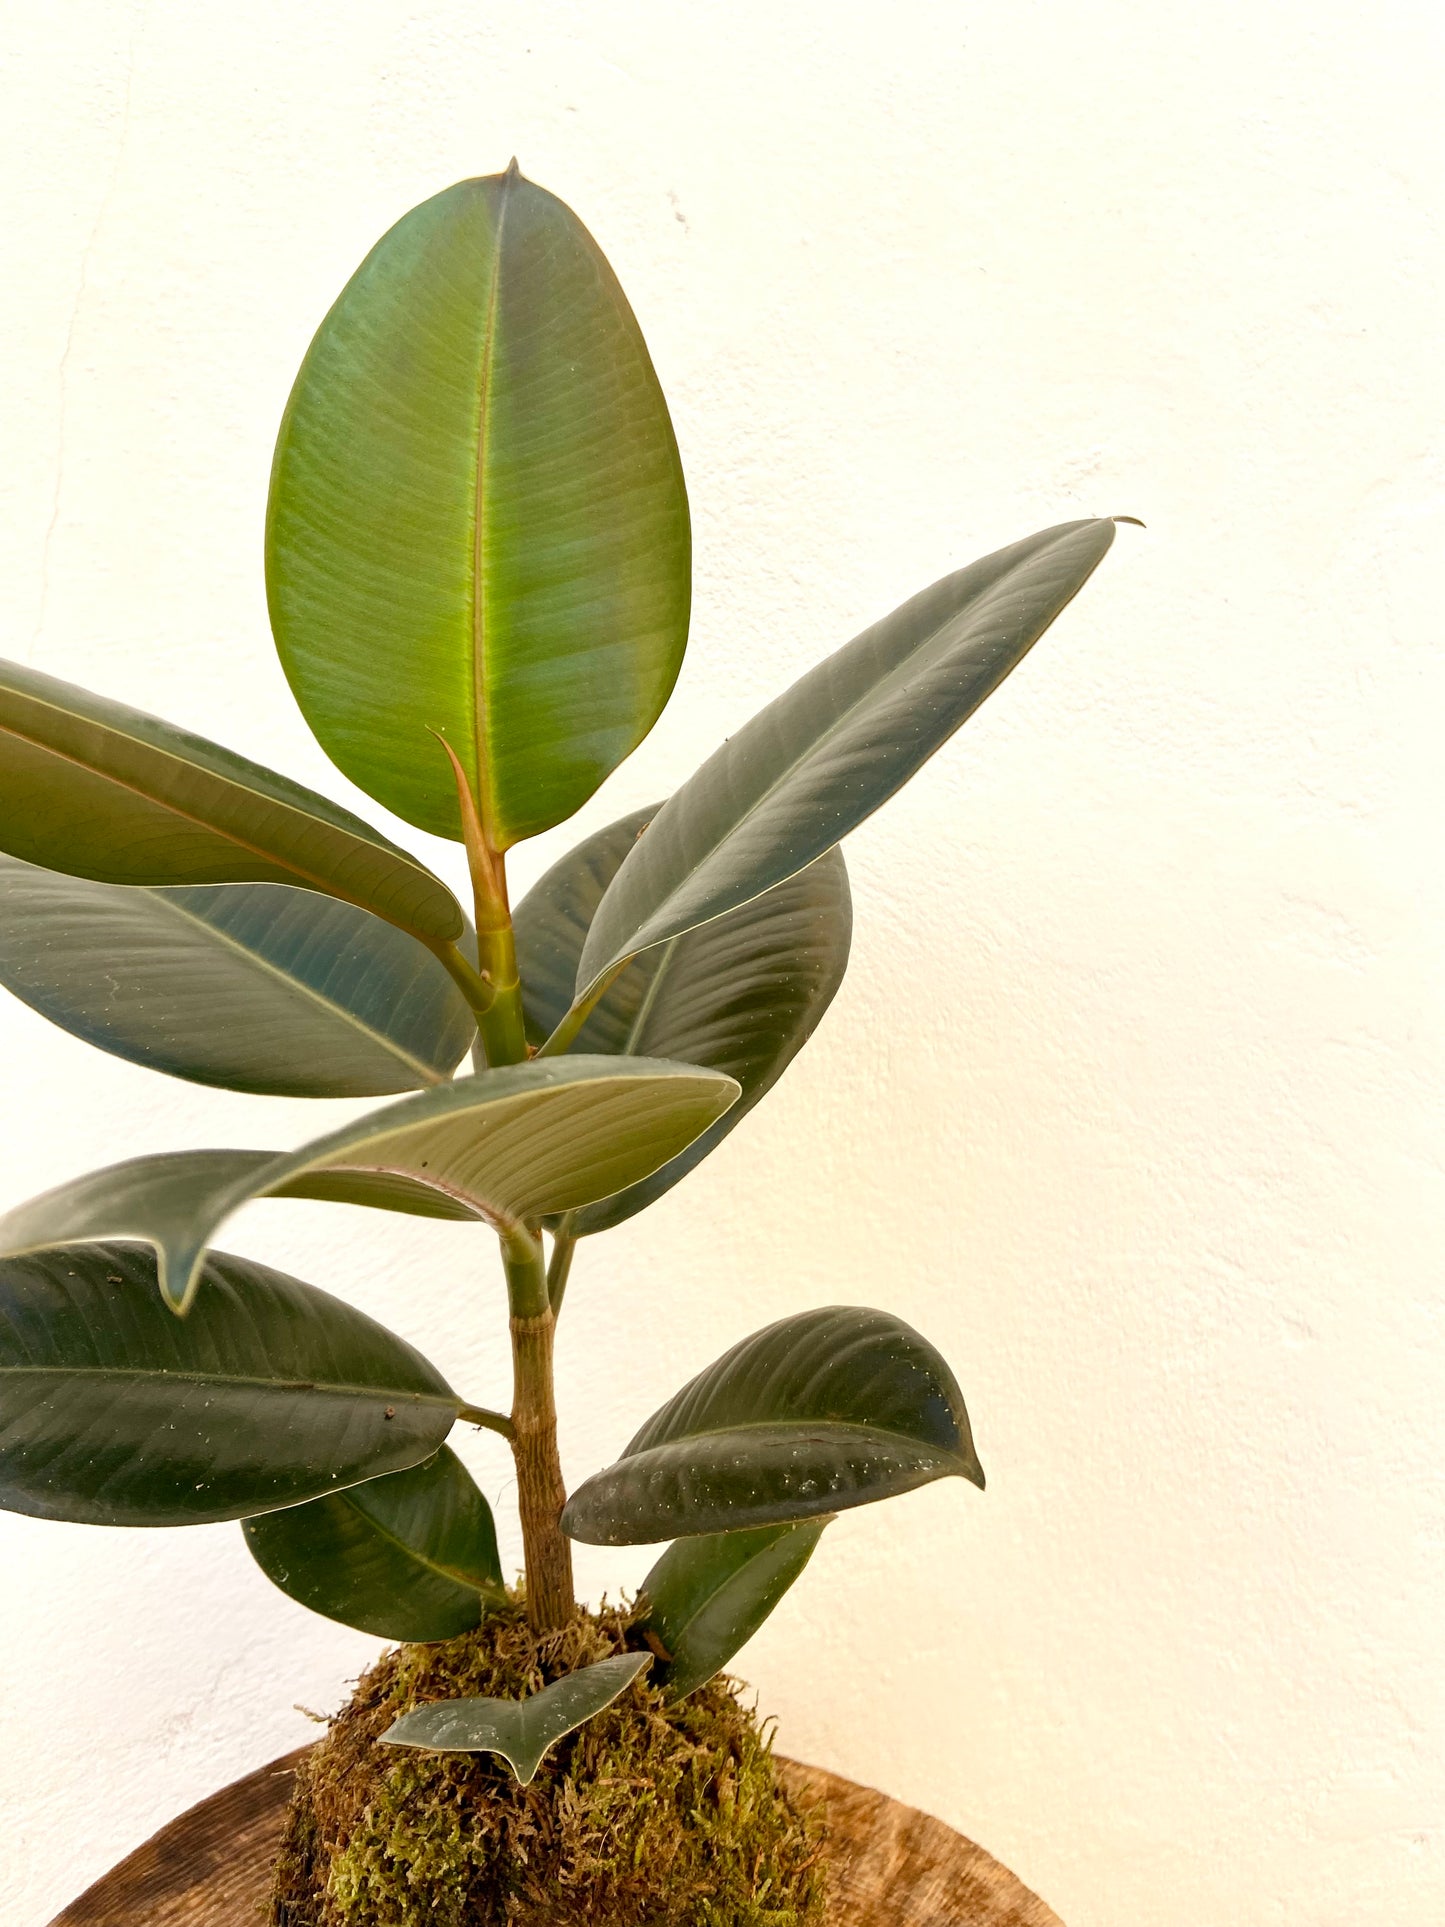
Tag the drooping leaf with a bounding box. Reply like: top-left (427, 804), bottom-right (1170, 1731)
top-left (381, 1652), bottom-right (652, 1781)
top-left (562, 1306), bottom-right (983, 1545)
top-left (639, 1519), bottom-right (829, 1699)
top-left (0, 1057), bottom-right (740, 1312)
top-left (0, 656), bottom-right (463, 945)
top-left (0, 858), bottom-right (473, 1096)
top-left (0, 1241), bottom-right (457, 1526)
top-left (568, 520), bottom-right (1121, 1015)
top-left (514, 809), bottom-right (851, 1232)
top-left (243, 1446), bottom-right (504, 1640)
top-left (267, 165), bottom-right (690, 849)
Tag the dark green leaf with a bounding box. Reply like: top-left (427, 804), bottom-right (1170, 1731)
top-left (514, 809), bottom-right (851, 1232)
top-left (562, 1306), bottom-right (983, 1545)
top-left (0, 1057), bottom-right (740, 1312)
top-left (381, 1652), bottom-right (652, 1781)
top-left (639, 1519), bottom-right (829, 1698)
top-left (570, 520), bottom-right (1121, 1010)
top-left (0, 858), bottom-right (473, 1096)
top-left (0, 1242), bottom-right (457, 1526)
top-left (267, 165), bottom-right (690, 849)
top-left (0, 656), bottom-right (463, 945)
top-left (243, 1446), bottom-right (504, 1640)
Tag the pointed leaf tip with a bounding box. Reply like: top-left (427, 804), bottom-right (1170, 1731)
top-left (505, 155), bottom-right (521, 180)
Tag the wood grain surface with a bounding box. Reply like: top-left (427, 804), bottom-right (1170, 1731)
top-left (48, 1745), bottom-right (1064, 1926)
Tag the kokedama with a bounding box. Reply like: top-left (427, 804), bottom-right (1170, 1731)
top-left (0, 165), bottom-right (1127, 1923)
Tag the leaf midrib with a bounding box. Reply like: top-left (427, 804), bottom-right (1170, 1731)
top-left (594, 525), bottom-right (1102, 978)
top-left (343, 1486), bottom-right (499, 1593)
top-left (148, 891), bottom-right (447, 1087)
top-left (470, 169), bottom-right (514, 849)
top-left (0, 696), bottom-right (442, 933)
top-left (627, 1416), bottom-right (965, 1461)
top-left (0, 1362), bottom-right (456, 1402)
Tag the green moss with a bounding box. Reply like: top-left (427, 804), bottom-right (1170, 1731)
top-left (271, 1597), bottom-right (826, 1927)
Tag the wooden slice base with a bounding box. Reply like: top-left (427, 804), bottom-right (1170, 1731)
top-left (48, 1744), bottom-right (1064, 1926)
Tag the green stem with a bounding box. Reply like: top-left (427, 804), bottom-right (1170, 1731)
top-left (536, 961), bottom-right (628, 1057)
top-left (430, 940), bottom-right (496, 1019)
top-left (456, 1401), bottom-right (515, 1442)
top-left (429, 726), bottom-right (528, 1068)
top-left (547, 1218), bottom-right (577, 1315)
top-left (473, 914), bottom-right (529, 1068)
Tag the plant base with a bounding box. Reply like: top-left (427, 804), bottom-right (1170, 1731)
top-left (271, 1599), bottom-right (826, 1927)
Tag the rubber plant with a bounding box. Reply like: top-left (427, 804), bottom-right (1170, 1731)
top-left (0, 165), bottom-right (1126, 1878)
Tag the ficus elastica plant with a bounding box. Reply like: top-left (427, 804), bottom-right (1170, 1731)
top-left (0, 163), bottom-right (1128, 1771)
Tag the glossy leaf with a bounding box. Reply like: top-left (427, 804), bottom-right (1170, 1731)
top-left (0, 858), bottom-right (473, 1096)
top-left (381, 1652), bottom-right (652, 1781)
top-left (563, 1306), bottom-right (983, 1545)
top-left (0, 1057), bottom-right (740, 1312)
top-left (267, 165), bottom-right (690, 848)
top-left (0, 656), bottom-right (463, 945)
top-left (0, 1241), bottom-right (457, 1526)
top-left (639, 1519), bottom-right (829, 1698)
top-left (571, 520), bottom-right (1121, 1008)
top-left (243, 1446), bottom-right (504, 1640)
top-left (514, 808), bottom-right (851, 1232)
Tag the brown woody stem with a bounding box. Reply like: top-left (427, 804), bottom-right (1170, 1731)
top-left (503, 1230), bottom-right (575, 1628)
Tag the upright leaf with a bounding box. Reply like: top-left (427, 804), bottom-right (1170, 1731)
top-left (0, 657), bottom-right (462, 945)
top-left (514, 809), bottom-right (851, 1232)
top-left (0, 1242), bottom-right (458, 1526)
top-left (0, 1057), bottom-right (740, 1311)
top-left (243, 1446), bottom-right (504, 1640)
top-left (639, 1520), bottom-right (829, 1699)
top-left (0, 859), bottom-right (473, 1096)
top-left (569, 519), bottom-right (1121, 1012)
top-left (563, 1306), bottom-right (983, 1544)
top-left (381, 1653), bottom-right (652, 1782)
top-left (267, 165), bottom-right (690, 848)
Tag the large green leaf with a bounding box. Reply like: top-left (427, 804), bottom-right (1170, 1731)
top-left (267, 165), bottom-right (690, 849)
top-left (568, 519), bottom-right (1122, 1016)
top-left (514, 809), bottom-right (851, 1233)
top-left (381, 1652), bottom-right (652, 1782)
top-left (562, 1306), bottom-right (983, 1545)
top-left (243, 1446), bottom-right (504, 1641)
top-left (0, 657), bottom-right (463, 945)
top-left (639, 1519), bottom-right (829, 1698)
top-left (0, 858), bottom-right (473, 1096)
top-left (0, 1057), bottom-right (739, 1312)
top-left (0, 1241), bottom-right (457, 1526)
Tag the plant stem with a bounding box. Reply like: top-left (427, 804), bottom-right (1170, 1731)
top-left (547, 1217), bottom-right (577, 1315)
top-left (473, 905), bottom-right (529, 1068)
top-left (456, 1401), bottom-right (516, 1442)
top-left (431, 727), bottom-right (529, 1068)
top-left (535, 960), bottom-right (628, 1057)
top-left (502, 1229), bottom-right (575, 1627)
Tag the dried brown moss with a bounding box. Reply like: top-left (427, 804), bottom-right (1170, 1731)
top-left (271, 1597), bottom-right (826, 1927)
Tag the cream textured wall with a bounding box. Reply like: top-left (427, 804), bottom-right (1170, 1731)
top-left (3, 5), bottom-right (1443, 1923)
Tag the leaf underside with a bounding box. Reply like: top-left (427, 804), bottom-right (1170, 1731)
top-left (513, 808), bottom-right (851, 1232)
top-left (0, 858), bottom-right (473, 1096)
top-left (0, 1057), bottom-right (740, 1311)
top-left (574, 518), bottom-right (1120, 1002)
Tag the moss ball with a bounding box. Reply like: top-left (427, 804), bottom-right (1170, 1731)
top-left (271, 1598), bottom-right (826, 1926)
